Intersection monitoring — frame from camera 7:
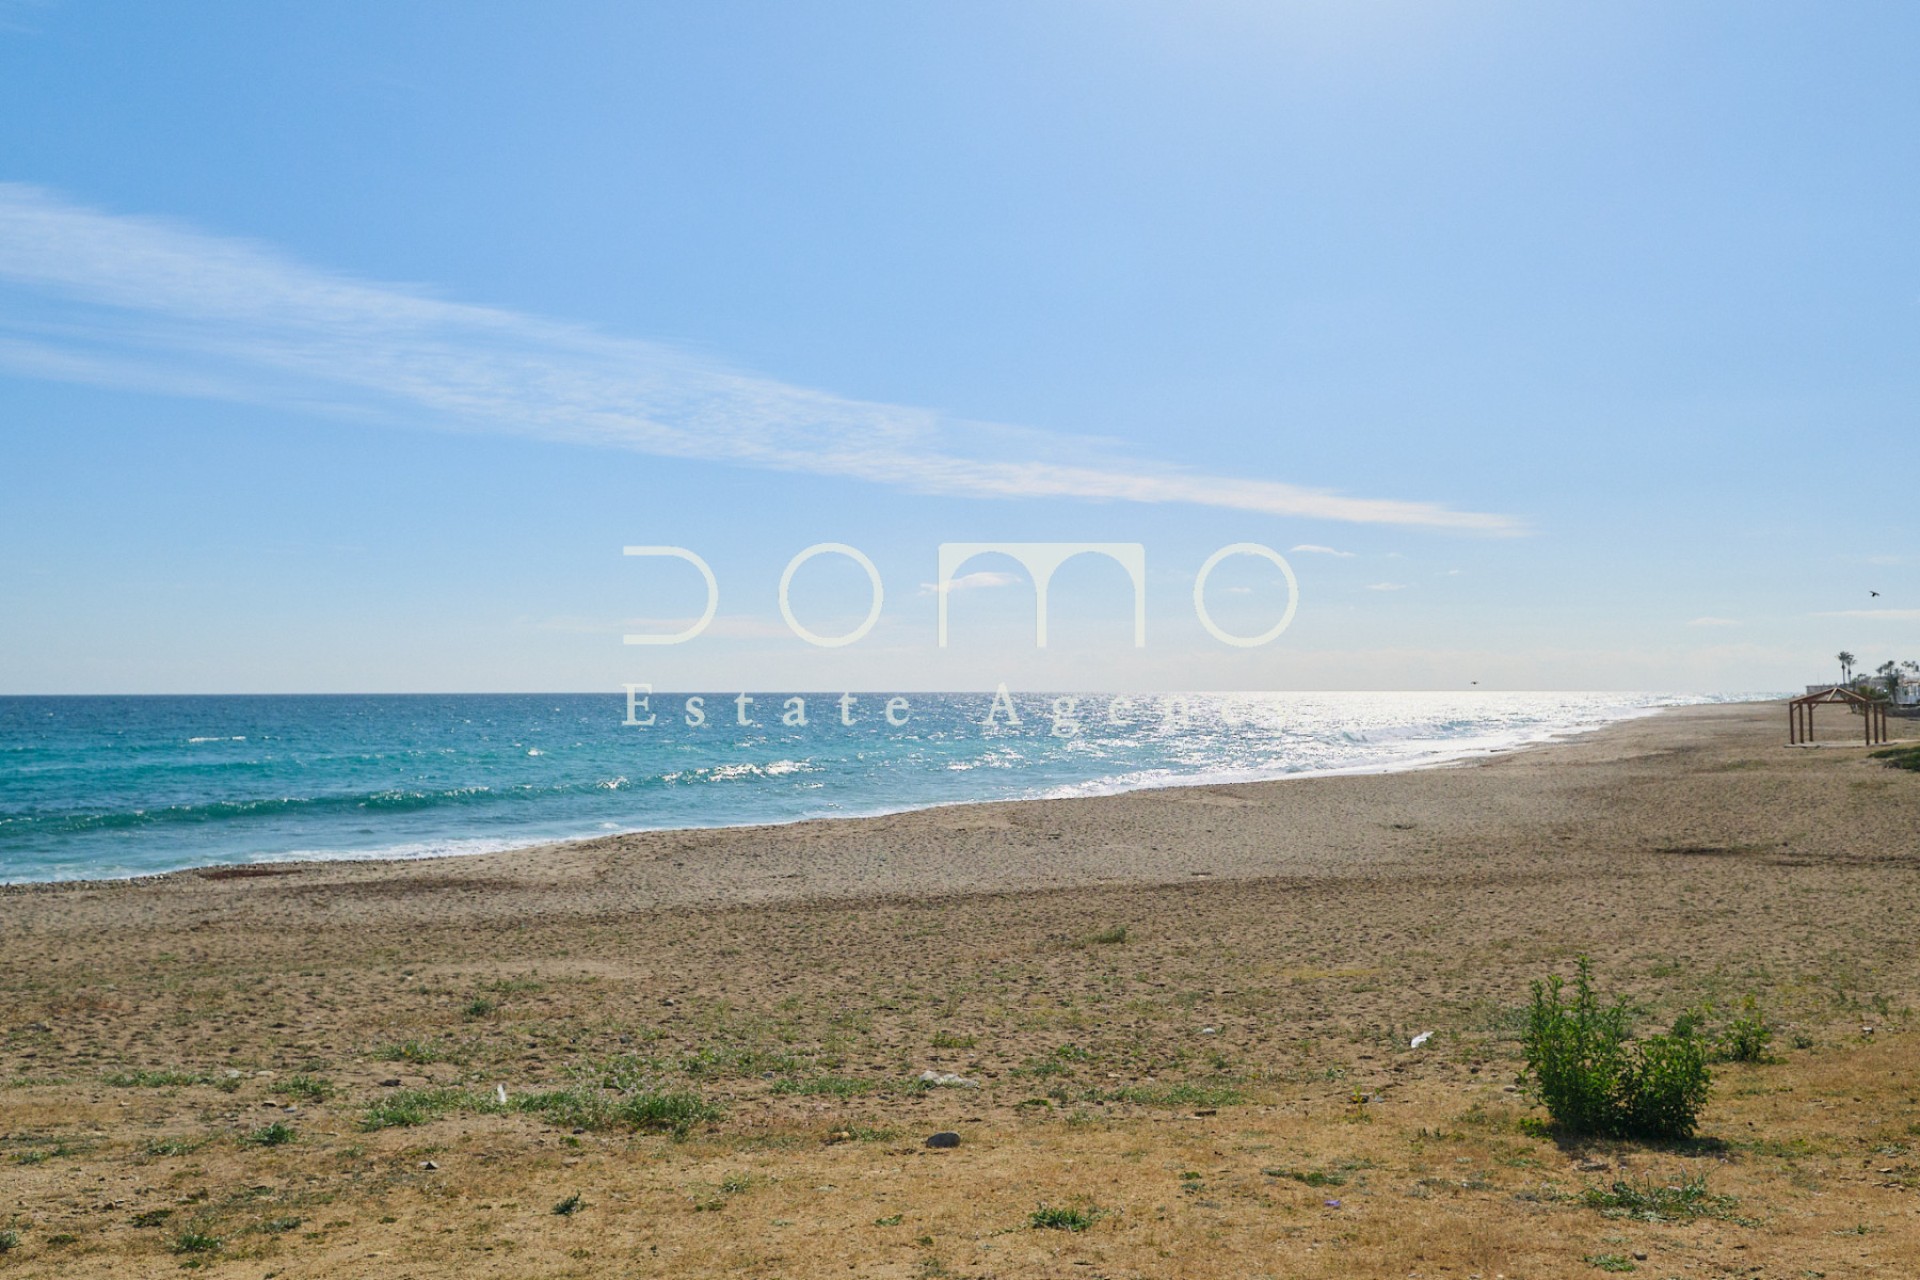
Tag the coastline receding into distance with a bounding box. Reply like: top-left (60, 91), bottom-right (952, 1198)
top-left (0, 691), bottom-right (1756, 886)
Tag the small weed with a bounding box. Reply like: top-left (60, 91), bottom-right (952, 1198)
top-left (239, 1122), bottom-right (296, 1148)
top-left (1582, 1172), bottom-right (1745, 1223)
top-left (141, 1136), bottom-right (208, 1158)
top-left (360, 1087), bottom-right (468, 1131)
top-left (372, 1039), bottom-right (459, 1064)
top-left (1028, 1204), bottom-right (1097, 1232)
top-left (0, 1231), bottom-right (18, 1253)
top-left (1109, 1082), bottom-right (1246, 1108)
top-left (1265, 1166), bottom-right (1346, 1187)
top-left (251, 1216), bottom-right (302, 1235)
top-left (719, 1173), bottom-right (753, 1194)
top-left (552, 1194), bottom-right (584, 1216)
top-left (930, 1031), bottom-right (976, 1050)
top-left (1714, 996), bottom-right (1777, 1064)
top-left (462, 998), bottom-right (498, 1020)
top-left (770, 1075), bottom-right (873, 1098)
top-left (1583, 1255), bottom-right (1636, 1273)
top-left (874, 1213), bottom-right (904, 1226)
top-left (1088, 926), bottom-right (1130, 945)
top-left (274, 1074), bottom-right (334, 1102)
top-left (170, 1230), bottom-right (222, 1255)
top-left (104, 1069), bottom-right (204, 1088)
top-left (131, 1209), bottom-right (174, 1228)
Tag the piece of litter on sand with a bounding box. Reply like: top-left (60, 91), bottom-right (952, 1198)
top-left (496, 1084), bottom-right (509, 1105)
top-left (1409, 1031), bottom-right (1433, 1049)
top-left (1323, 1199), bottom-right (1341, 1209)
top-left (917, 1070), bottom-right (980, 1089)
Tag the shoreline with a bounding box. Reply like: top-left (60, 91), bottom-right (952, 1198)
top-left (1, 695), bottom-right (1743, 892)
top-left (3, 698), bottom-right (1919, 1278)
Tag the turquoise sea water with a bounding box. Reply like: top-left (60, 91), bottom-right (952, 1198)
top-left (0, 691), bottom-right (1748, 883)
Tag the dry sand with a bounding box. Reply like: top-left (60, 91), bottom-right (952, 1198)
top-left (1, 700), bottom-right (1917, 1277)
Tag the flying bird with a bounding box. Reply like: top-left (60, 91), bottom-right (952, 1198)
top-left (1871, 590), bottom-right (1881, 597)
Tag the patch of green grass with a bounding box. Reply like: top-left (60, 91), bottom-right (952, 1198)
top-left (360, 1087), bottom-right (469, 1131)
top-left (610, 1089), bottom-right (720, 1136)
top-left (104, 1069), bottom-right (205, 1088)
top-left (552, 1194), bottom-right (584, 1216)
top-left (0, 1230), bottom-right (18, 1253)
top-left (874, 1213), bottom-right (904, 1226)
top-left (274, 1074), bottom-right (334, 1102)
top-left (371, 1039), bottom-right (460, 1065)
top-left (131, 1209), bottom-right (173, 1228)
top-left (1108, 1081), bottom-right (1246, 1108)
top-left (170, 1230), bottom-right (222, 1255)
top-left (141, 1136), bottom-right (208, 1158)
top-left (362, 1082), bottom-right (721, 1137)
top-left (1583, 1254), bottom-right (1635, 1273)
top-left (238, 1121), bottom-right (296, 1148)
top-left (930, 1030), bottom-right (976, 1050)
top-left (1028, 1204), bottom-right (1097, 1232)
top-left (461, 998), bottom-right (498, 1020)
top-left (770, 1075), bottom-right (873, 1098)
top-left (249, 1216), bottom-right (302, 1235)
top-left (1087, 925), bottom-right (1130, 945)
top-left (509, 1086), bottom-right (722, 1137)
top-left (1264, 1166), bottom-right (1346, 1187)
top-left (1870, 744), bottom-right (1920, 772)
top-left (1713, 995), bottom-right (1777, 1064)
top-left (1581, 1172), bottom-right (1745, 1223)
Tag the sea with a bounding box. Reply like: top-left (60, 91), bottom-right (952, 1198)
top-left (0, 691), bottom-right (1753, 884)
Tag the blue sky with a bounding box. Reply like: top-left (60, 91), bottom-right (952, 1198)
top-left (0, 1), bottom-right (1913, 693)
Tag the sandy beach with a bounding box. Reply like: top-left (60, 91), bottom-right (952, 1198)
top-left (3, 700), bottom-right (1918, 1277)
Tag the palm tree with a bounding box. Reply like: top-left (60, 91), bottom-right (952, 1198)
top-left (1837, 651), bottom-right (1856, 684)
top-left (1878, 660), bottom-right (1901, 698)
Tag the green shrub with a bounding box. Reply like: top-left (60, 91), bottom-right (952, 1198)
top-left (1522, 958), bottom-right (1710, 1140)
top-left (0, 1229), bottom-right (19, 1253)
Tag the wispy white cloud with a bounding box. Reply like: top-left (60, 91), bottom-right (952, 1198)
top-left (918, 570), bottom-right (1023, 596)
top-left (1290, 543), bottom-right (1357, 557)
top-left (1815, 609), bottom-right (1920, 621)
top-left (1686, 616), bottom-right (1741, 628)
top-left (1365, 581), bottom-right (1407, 591)
top-left (0, 184), bottom-right (1522, 533)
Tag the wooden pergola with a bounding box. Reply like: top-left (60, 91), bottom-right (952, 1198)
top-left (1789, 685), bottom-right (1889, 746)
